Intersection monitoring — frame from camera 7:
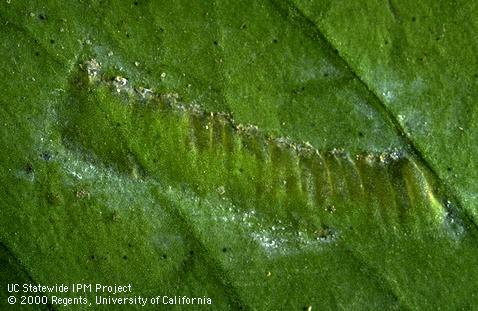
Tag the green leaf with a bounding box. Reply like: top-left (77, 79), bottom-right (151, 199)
top-left (1, 1), bottom-right (477, 310)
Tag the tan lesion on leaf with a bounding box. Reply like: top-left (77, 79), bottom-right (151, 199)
top-left (72, 59), bottom-right (460, 237)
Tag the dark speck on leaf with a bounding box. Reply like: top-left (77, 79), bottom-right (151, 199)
top-left (162, 254), bottom-right (167, 259)
top-left (273, 39), bottom-right (278, 43)
top-left (25, 163), bottom-right (33, 173)
top-left (358, 132), bottom-right (364, 137)
top-left (292, 86), bottom-right (305, 94)
top-left (41, 151), bottom-right (52, 161)
top-left (47, 192), bottom-right (61, 205)
top-left (412, 16), bottom-right (416, 22)
top-left (222, 247), bottom-right (227, 253)
top-left (50, 39), bottom-right (55, 44)
top-left (189, 250), bottom-right (194, 255)
top-left (123, 255), bottom-right (128, 260)
top-left (134, 1), bottom-right (138, 5)
top-left (213, 41), bottom-right (218, 45)
top-left (240, 23), bottom-right (246, 29)
top-left (126, 33), bottom-right (130, 38)
top-left (35, 51), bottom-right (39, 56)
top-left (39, 14), bottom-right (46, 20)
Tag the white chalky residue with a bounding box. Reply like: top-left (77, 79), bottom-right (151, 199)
top-left (249, 227), bottom-right (339, 256)
top-left (250, 231), bottom-right (283, 250)
top-left (401, 109), bottom-right (431, 136)
top-left (84, 59), bottom-right (101, 80)
top-left (183, 192), bottom-right (338, 256)
top-left (70, 171), bottom-right (83, 180)
top-left (374, 69), bottom-right (403, 104)
top-left (443, 200), bottom-right (466, 241)
top-left (113, 76), bottom-right (130, 93)
top-left (382, 90), bottom-right (395, 102)
top-left (410, 76), bottom-right (426, 94)
top-left (134, 86), bottom-right (153, 99)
